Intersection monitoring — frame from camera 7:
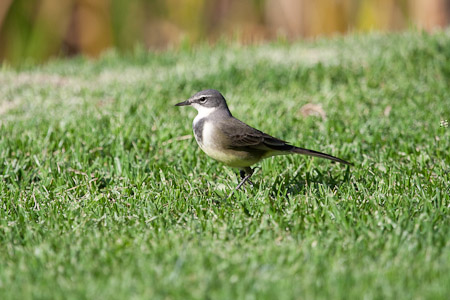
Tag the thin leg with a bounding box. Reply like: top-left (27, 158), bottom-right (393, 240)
top-left (239, 170), bottom-right (246, 180)
top-left (235, 173), bottom-right (253, 191)
top-left (239, 167), bottom-right (254, 188)
top-left (239, 169), bottom-right (253, 186)
top-left (225, 167), bottom-right (254, 200)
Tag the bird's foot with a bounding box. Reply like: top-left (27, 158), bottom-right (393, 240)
top-left (238, 168), bottom-right (254, 187)
top-left (235, 173), bottom-right (253, 191)
top-left (225, 168), bottom-right (255, 200)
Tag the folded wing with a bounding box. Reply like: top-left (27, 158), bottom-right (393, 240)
top-left (219, 117), bottom-right (352, 165)
top-left (220, 117), bottom-right (294, 152)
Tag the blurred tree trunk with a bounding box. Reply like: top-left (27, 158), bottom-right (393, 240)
top-left (1, 0), bottom-right (450, 63)
top-left (0, 0), bottom-right (13, 33)
top-left (411, 0), bottom-right (450, 30)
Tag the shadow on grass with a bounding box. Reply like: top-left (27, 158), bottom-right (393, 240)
top-left (269, 165), bottom-right (352, 198)
top-left (208, 164), bottom-right (352, 207)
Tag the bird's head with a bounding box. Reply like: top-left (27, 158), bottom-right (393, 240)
top-left (175, 89), bottom-right (230, 115)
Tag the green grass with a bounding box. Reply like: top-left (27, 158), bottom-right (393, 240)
top-left (1, 30), bottom-right (449, 299)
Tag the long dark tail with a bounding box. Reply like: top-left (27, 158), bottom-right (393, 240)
top-left (291, 146), bottom-right (352, 165)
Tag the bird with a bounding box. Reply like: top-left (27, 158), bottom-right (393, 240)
top-left (175, 89), bottom-right (351, 191)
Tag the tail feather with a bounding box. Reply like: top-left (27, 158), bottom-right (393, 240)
top-left (291, 146), bottom-right (352, 165)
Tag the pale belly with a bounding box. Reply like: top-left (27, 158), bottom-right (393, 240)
top-left (193, 121), bottom-right (260, 168)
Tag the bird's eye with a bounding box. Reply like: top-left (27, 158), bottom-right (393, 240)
top-left (199, 97), bottom-right (207, 103)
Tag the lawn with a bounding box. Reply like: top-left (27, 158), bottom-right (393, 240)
top-left (0, 31), bottom-right (449, 299)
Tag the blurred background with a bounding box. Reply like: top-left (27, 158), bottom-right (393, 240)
top-left (0, 0), bottom-right (449, 64)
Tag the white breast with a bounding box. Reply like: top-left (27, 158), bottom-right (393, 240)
top-left (199, 121), bottom-right (216, 148)
top-left (193, 119), bottom-right (256, 168)
top-left (191, 106), bottom-right (257, 168)
top-left (193, 105), bottom-right (216, 127)
top-left (192, 118), bottom-right (216, 148)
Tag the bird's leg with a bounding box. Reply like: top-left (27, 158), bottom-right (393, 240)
top-left (238, 169), bottom-right (253, 185)
top-left (225, 168), bottom-right (254, 200)
top-left (235, 167), bottom-right (254, 191)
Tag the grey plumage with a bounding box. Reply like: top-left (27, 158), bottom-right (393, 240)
top-left (216, 115), bottom-right (351, 165)
top-left (175, 89), bottom-right (352, 190)
top-left (193, 118), bottom-right (205, 144)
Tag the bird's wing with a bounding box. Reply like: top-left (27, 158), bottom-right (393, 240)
top-left (220, 118), bottom-right (293, 151)
top-left (218, 117), bottom-right (352, 165)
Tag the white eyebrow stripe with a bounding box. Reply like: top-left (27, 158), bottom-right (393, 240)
top-left (196, 94), bottom-right (213, 99)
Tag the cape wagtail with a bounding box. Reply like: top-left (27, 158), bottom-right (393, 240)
top-left (175, 89), bottom-right (351, 190)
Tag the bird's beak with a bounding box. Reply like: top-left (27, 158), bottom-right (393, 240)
top-left (175, 100), bottom-right (191, 106)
